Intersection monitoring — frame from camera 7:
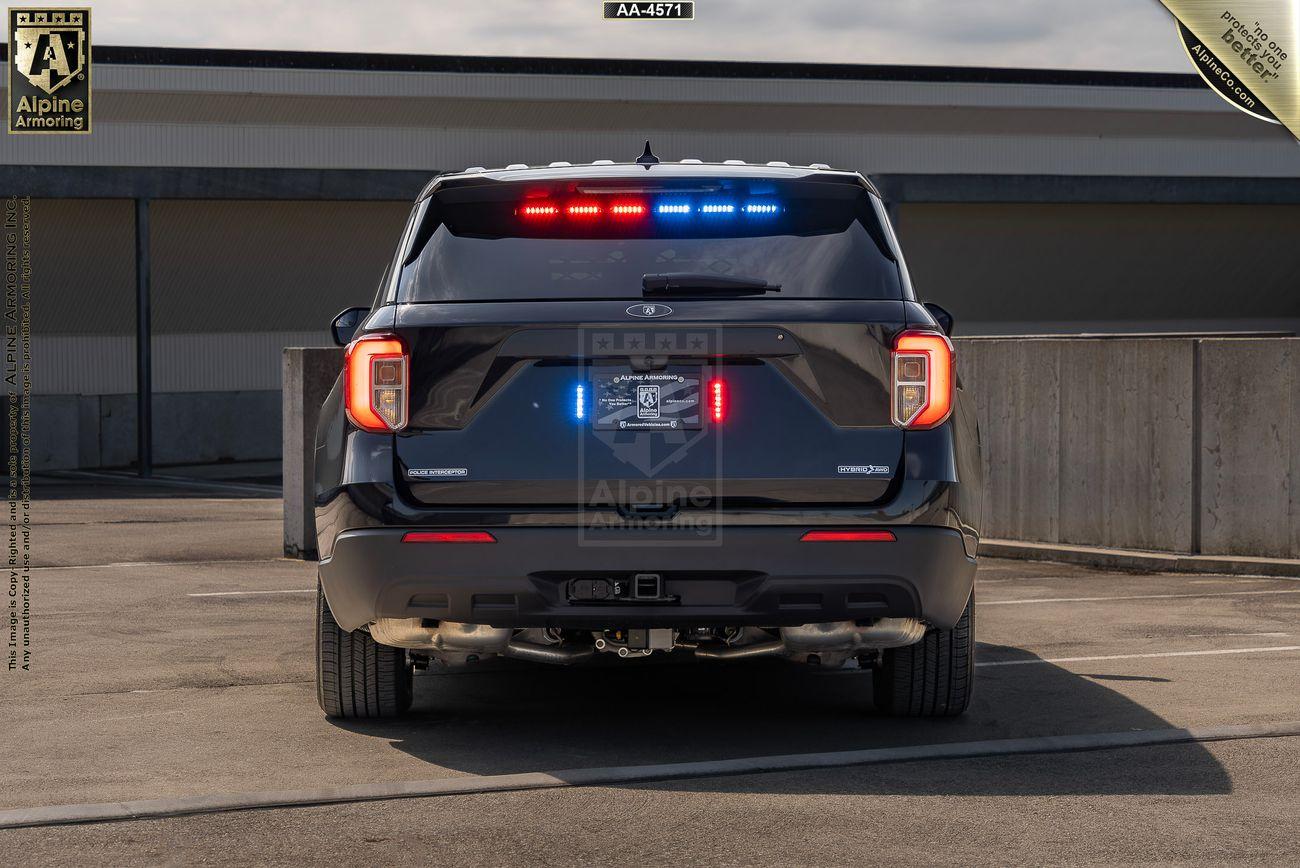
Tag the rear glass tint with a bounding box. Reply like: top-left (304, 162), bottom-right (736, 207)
top-left (396, 176), bottom-right (903, 302)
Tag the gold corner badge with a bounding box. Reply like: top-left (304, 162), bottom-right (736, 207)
top-left (7, 7), bottom-right (91, 134)
top-left (1160, 1), bottom-right (1296, 140)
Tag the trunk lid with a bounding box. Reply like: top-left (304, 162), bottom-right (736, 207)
top-left (393, 298), bottom-right (905, 509)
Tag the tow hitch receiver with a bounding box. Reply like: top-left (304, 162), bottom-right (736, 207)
top-left (568, 573), bottom-right (672, 603)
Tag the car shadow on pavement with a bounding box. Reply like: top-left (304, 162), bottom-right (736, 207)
top-left (329, 642), bottom-right (1231, 796)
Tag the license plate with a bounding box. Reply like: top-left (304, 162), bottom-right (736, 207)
top-left (592, 369), bottom-right (702, 430)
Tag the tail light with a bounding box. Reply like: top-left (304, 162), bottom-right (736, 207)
top-left (345, 334), bottom-right (409, 433)
top-left (891, 330), bottom-right (954, 429)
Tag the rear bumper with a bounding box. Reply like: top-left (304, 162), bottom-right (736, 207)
top-left (318, 525), bottom-right (976, 633)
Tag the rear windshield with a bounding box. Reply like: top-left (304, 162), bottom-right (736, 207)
top-left (395, 176), bottom-right (903, 303)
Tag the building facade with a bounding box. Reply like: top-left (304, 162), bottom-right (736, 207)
top-left (2, 48), bottom-right (1298, 470)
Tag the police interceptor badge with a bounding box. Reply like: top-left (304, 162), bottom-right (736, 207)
top-left (8, 8), bottom-right (91, 134)
top-left (407, 467), bottom-right (469, 480)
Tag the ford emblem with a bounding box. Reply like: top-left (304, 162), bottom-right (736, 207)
top-left (627, 303), bottom-right (673, 319)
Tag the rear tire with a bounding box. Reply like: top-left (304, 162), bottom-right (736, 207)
top-left (872, 595), bottom-right (974, 717)
top-left (316, 581), bottom-right (412, 719)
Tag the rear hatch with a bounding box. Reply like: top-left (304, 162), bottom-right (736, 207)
top-left (388, 170), bottom-right (908, 510)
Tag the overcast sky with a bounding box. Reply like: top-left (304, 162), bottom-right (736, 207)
top-left (83, 0), bottom-right (1189, 72)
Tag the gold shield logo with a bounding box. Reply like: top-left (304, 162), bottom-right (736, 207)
top-left (8, 8), bottom-right (91, 133)
top-left (12, 9), bottom-right (87, 94)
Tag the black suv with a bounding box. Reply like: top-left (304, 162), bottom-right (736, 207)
top-left (314, 153), bottom-right (982, 719)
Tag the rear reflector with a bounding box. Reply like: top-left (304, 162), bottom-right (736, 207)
top-left (800, 530), bottom-right (896, 542)
top-left (402, 531), bottom-right (497, 544)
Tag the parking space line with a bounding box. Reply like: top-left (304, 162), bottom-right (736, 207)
top-left (36, 558), bottom-right (295, 572)
top-left (186, 589), bottom-right (315, 597)
top-left (1, 720), bottom-right (1296, 830)
top-left (982, 589), bottom-right (1300, 605)
top-left (978, 645), bottom-right (1300, 667)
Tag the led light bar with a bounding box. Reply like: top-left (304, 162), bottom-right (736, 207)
top-left (522, 198), bottom-right (784, 223)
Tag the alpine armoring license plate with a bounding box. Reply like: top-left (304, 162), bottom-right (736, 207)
top-left (592, 369), bottom-right (702, 431)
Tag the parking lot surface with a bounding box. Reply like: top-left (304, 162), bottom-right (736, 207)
top-left (4, 476), bottom-right (1299, 865)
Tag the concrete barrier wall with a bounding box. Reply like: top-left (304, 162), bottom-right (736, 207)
top-left (281, 338), bottom-right (1300, 559)
top-left (959, 336), bottom-right (1300, 557)
top-left (282, 348), bottom-right (343, 558)
top-left (1196, 339), bottom-right (1300, 558)
top-left (25, 389), bottom-right (281, 470)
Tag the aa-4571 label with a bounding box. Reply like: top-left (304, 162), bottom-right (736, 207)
top-left (603, 2), bottom-right (694, 20)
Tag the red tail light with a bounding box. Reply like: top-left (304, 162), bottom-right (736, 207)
top-left (345, 334), bottom-right (409, 433)
top-left (800, 530), bottom-right (896, 542)
top-left (708, 378), bottom-right (726, 423)
top-left (402, 531), bottom-right (496, 544)
top-left (891, 330), bottom-right (954, 429)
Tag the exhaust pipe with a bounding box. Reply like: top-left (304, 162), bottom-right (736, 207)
top-left (504, 640), bottom-right (594, 665)
top-left (370, 617), bottom-right (926, 667)
top-left (692, 640), bottom-right (785, 660)
top-left (369, 619), bottom-right (511, 663)
top-left (781, 618), bottom-right (926, 653)
top-left (370, 620), bottom-right (594, 665)
top-left (692, 619), bottom-right (926, 664)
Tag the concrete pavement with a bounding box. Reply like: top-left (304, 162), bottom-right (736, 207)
top-left (3, 476), bottom-right (1298, 864)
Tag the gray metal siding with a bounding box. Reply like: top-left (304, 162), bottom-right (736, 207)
top-left (898, 202), bottom-right (1300, 332)
top-left (2, 63), bottom-right (1298, 176)
top-left (150, 200), bottom-right (410, 332)
top-left (34, 332), bottom-right (332, 394)
top-left (32, 199), bottom-right (137, 335)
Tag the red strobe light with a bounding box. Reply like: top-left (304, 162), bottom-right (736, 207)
top-left (709, 378), bottom-right (726, 423)
top-left (519, 203), bottom-right (559, 219)
top-left (566, 202), bottom-right (602, 218)
top-left (609, 201), bottom-right (647, 218)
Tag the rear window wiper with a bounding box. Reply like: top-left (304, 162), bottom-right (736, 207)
top-left (642, 273), bottom-right (781, 297)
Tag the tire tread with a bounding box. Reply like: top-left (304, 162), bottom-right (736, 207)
top-left (873, 595), bottom-right (974, 717)
top-left (315, 581), bottom-right (412, 719)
